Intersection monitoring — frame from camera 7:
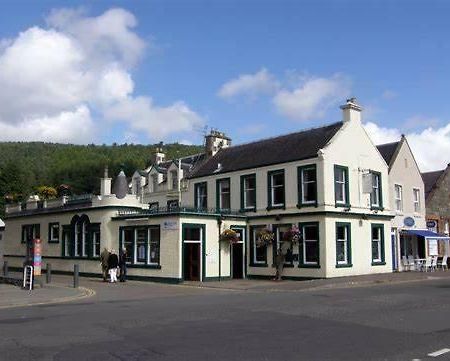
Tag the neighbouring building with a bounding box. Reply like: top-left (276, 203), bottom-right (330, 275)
top-left (376, 136), bottom-right (431, 271)
top-left (421, 165), bottom-right (450, 257)
top-left (3, 98), bottom-right (402, 281)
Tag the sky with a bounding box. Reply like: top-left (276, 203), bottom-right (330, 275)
top-left (0, 0), bottom-right (450, 171)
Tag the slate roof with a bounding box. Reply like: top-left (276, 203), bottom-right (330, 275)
top-left (422, 169), bottom-right (445, 199)
top-left (188, 122), bottom-right (344, 179)
top-left (376, 141), bottom-right (400, 166)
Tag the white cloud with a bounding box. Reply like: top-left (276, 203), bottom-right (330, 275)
top-left (217, 68), bottom-right (279, 100)
top-left (0, 8), bottom-right (203, 143)
top-left (0, 105), bottom-right (95, 143)
top-left (381, 89), bottom-right (398, 100)
top-left (364, 120), bottom-right (450, 172)
top-left (273, 74), bottom-right (351, 121)
top-left (104, 97), bottom-right (203, 140)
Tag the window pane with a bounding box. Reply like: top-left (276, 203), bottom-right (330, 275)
top-left (185, 227), bottom-right (201, 241)
top-left (304, 225), bottom-right (318, 240)
top-left (246, 176), bottom-right (256, 190)
top-left (336, 168), bottom-right (345, 182)
top-left (372, 241), bottom-right (380, 260)
top-left (149, 228), bottom-right (160, 264)
top-left (255, 245), bottom-right (266, 262)
top-left (136, 228), bottom-right (147, 263)
top-left (219, 179), bottom-right (230, 209)
top-left (305, 241), bottom-right (318, 263)
top-left (123, 229), bottom-right (134, 263)
top-left (337, 226), bottom-right (346, 240)
top-left (273, 186), bottom-right (284, 205)
top-left (245, 189), bottom-right (256, 208)
top-left (336, 241), bottom-right (346, 263)
top-left (272, 173), bottom-right (284, 186)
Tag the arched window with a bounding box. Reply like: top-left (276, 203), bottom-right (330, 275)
top-left (71, 215), bottom-right (90, 257)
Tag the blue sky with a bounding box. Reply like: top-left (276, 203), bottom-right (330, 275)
top-left (0, 0), bottom-right (450, 170)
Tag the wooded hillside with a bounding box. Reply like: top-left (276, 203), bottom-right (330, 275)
top-left (0, 142), bottom-right (203, 216)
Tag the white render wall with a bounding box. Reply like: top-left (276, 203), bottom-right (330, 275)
top-left (387, 140), bottom-right (426, 230)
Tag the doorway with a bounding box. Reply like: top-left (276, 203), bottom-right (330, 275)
top-left (231, 228), bottom-right (245, 279)
top-left (184, 243), bottom-right (200, 281)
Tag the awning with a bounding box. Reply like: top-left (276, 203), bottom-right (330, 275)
top-left (402, 229), bottom-right (450, 240)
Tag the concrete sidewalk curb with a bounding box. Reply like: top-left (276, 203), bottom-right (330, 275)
top-left (0, 286), bottom-right (96, 310)
top-left (181, 274), bottom-right (448, 293)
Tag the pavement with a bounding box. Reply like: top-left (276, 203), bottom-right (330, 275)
top-left (1, 269), bottom-right (449, 309)
top-left (1, 271), bottom-right (450, 360)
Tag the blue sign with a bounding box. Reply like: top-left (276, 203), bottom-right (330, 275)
top-left (404, 217), bottom-right (415, 227)
top-left (427, 220), bottom-right (437, 228)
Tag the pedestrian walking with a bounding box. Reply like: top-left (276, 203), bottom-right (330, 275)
top-left (119, 247), bottom-right (127, 282)
top-left (100, 248), bottom-right (110, 282)
top-left (108, 249), bottom-right (119, 283)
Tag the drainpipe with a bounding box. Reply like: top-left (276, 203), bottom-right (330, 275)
top-left (218, 216), bottom-right (223, 281)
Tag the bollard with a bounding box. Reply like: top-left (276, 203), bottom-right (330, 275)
top-left (46, 263), bottom-right (52, 284)
top-left (3, 261), bottom-right (8, 277)
top-left (73, 264), bottom-right (79, 288)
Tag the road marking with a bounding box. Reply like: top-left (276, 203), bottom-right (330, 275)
top-left (428, 348), bottom-right (450, 357)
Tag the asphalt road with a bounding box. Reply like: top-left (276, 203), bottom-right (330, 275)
top-left (1, 278), bottom-right (450, 361)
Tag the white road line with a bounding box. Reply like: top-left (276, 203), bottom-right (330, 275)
top-left (428, 348), bottom-right (450, 357)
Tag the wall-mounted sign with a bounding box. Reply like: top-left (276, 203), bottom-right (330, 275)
top-left (163, 220), bottom-right (178, 230)
top-left (428, 239), bottom-right (438, 256)
top-left (427, 220), bottom-right (437, 229)
top-left (404, 217), bottom-right (415, 227)
top-left (33, 238), bottom-right (42, 276)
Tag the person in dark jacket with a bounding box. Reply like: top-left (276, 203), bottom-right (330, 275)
top-left (108, 249), bottom-right (119, 283)
top-left (118, 248), bottom-right (127, 282)
top-left (100, 248), bottom-right (110, 282)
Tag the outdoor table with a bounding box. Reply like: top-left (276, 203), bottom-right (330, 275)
top-left (414, 258), bottom-right (426, 271)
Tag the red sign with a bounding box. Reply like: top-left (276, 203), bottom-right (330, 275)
top-left (33, 238), bottom-right (42, 276)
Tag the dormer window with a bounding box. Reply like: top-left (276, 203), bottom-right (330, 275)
top-left (151, 174), bottom-right (158, 192)
top-left (171, 170), bottom-right (178, 190)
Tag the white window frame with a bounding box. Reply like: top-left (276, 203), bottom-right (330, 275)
top-left (301, 167), bottom-right (316, 204)
top-left (218, 179), bottom-right (231, 210)
top-left (413, 188), bottom-right (420, 213)
top-left (147, 227), bottom-right (160, 265)
top-left (394, 184), bottom-right (403, 212)
top-left (371, 173), bottom-right (381, 208)
top-left (195, 183), bottom-right (207, 209)
top-left (270, 172), bottom-right (285, 207)
top-left (372, 227), bottom-right (382, 262)
top-left (302, 225), bottom-right (319, 266)
top-left (335, 168), bottom-right (347, 205)
top-left (252, 227), bottom-right (266, 264)
top-left (243, 175), bottom-right (256, 209)
top-left (92, 229), bottom-right (100, 258)
top-left (49, 223), bottom-right (59, 242)
top-left (336, 225), bottom-right (349, 265)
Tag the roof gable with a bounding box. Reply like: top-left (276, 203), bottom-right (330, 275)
top-left (188, 121), bottom-right (343, 178)
top-left (422, 169), bottom-right (446, 199)
top-left (376, 141), bottom-right (400, 167)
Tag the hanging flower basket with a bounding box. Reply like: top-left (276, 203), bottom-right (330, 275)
top-left (219, 229), bottom-right (239, 243)
top-left (256, 228), bottom-right (275, 248)
top-left (282, 225), bottom-right (301, 245)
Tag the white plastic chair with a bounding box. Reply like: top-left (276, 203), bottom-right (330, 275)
top-left (408, 255), bottom-right (416, 271)
top-left (402, 256), bottom-right (410, 271)
top-left (424, 257), bottom-right (433, 272)
top-left (438, 255), bottom-right (448, 271)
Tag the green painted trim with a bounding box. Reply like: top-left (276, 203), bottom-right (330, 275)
top-left (249, 225), bottom-right (268, 267)
top-left (6, 267), bottom-right (183, 284)
top-left (369, 171), bottom-right (384, 210)
top-left (371, 261), bottom-right (387, 266)
top-left (194, 182), bottom-right (208, 210)
top-left (203, 276), bottom-right (232, 282)
top-left (113, 212), bottom-right (246, 221)
top-left (248, 264), bottom-right (269, 268)
top-left (298, 221), bottom-right (320, 268)
top-left (371, 223), bottom-right (385, 264)
top-left (240, 173), bottom-right (257, 212)
top-left (267, 169), bottom-right (285, 209)
top-left (216, 177), bottom-right (231, 212)
top-left (247, 210), bottom-right (394, 220)
top-left (334, 164), bottom-right (350, 208)
top-left (48, 222), bottom-right (60, 243)
top-left (181, 223), bottom-right (206, 281)
top-left (246, 274), bottom-right (322, 281)
top-left (335, 222), bottom-right (352, 267)
top-left (5, 205), bottom-right (143, 219)
top-left (297, 164), bottom-right (318, 208)
top-left (4, 254), bottom-right (100, 261)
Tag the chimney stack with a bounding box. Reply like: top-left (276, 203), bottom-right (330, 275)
top-left (340, 97), bottom-right (362, 123)
top-left (205, 130), bottom-right (231, 158)
top-left (100, 166), bottom-right (112, 196)
top-left (152, 142), bottom-right (166, 165)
